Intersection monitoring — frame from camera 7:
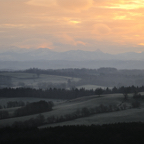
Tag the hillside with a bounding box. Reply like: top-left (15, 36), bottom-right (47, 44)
top-left (0, 93), bottom-right (143, 128)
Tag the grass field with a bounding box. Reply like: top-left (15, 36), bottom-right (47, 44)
top-left (0, 72), bottom-right (113, 90)
top-left (0, 93), bottom-right (143, 128)
top-left (0, 72), bottom-right (80, 88)
top-left (39, 108), bottom-right (144, 128)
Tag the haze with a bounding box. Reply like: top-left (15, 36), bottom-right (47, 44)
top-left (1, 0), bottom-right (144, 54)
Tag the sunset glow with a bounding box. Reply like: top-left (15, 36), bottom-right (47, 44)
top-left (0, 0), bottom-right (144, 53)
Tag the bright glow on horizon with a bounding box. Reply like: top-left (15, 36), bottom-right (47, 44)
top-left (69, 21), bottom-right (81, 24)
top-left (139, 43), bottom-right (144, 46)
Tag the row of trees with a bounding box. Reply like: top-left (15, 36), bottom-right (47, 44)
top-left (0, 101), bottom-right (25, 109)
top-left (7, 101), bottom-right (25, 108)
top-left (47, 104), bottom-right (128, 124)
top-left (0, 86), bottom-right (144, 99)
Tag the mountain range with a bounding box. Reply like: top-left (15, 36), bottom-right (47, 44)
top-left (0, 47), bottom-right (144, 61)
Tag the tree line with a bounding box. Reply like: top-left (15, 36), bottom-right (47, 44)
top-left (46, 103), bottom-right (128, 125)
top-left (0, 86), bottom-right (144, 99)
top-left (0, 101), bottom-right (25, 109)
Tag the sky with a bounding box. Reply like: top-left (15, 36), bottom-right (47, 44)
top-left (0, 0), bottom-right (144, 54)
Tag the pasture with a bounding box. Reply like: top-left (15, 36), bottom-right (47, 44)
top-left (0, 93), bottom-right (143, 128)
top-left (0, 72), bottom-right (80, 88)
top-left (40, 108), bottom-right (144, 128)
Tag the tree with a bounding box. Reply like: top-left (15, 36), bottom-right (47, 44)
top-left (122, 87), bottom-right (130, 100)
top-left (95, 88), bottom-right (103, 96)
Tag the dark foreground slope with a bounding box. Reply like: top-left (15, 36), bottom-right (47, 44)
top-left (1, 122), bottom-right (144, 144)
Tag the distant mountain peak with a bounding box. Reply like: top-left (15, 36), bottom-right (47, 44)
top-left (36, 48), bottom-right (52, 51)
top-left (0, 47), bottom-right (144, 61)
top-left (95, 49), bottom-right (103, 53)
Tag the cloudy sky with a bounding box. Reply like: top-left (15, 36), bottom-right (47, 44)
top-left (0, 0), bottom-right (144, 53)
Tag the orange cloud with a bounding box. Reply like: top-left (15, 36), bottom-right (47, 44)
top-left (26, 0), bottom-right (94, 11)
top-left (56, 34), bottom-right (86, 46)
top-left (92, 24), bottom-right (111, 35)
top-left (14, 38), bottom-right (54, 49)
top-left (26, 0), bottom-right (55, 7)
top-left (56, 0), bottom-right (93, 11)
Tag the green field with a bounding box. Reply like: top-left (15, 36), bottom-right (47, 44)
top-left (0, 93), bottom-right (144, 128)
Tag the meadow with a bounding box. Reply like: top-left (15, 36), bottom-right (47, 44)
top-left (0, 72), bottom-right (80, 88)
top-left (0, 92), bottom-right (143, 128)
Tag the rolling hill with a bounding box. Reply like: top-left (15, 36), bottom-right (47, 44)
top-left (0, 93), bottom-right (144, 128)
